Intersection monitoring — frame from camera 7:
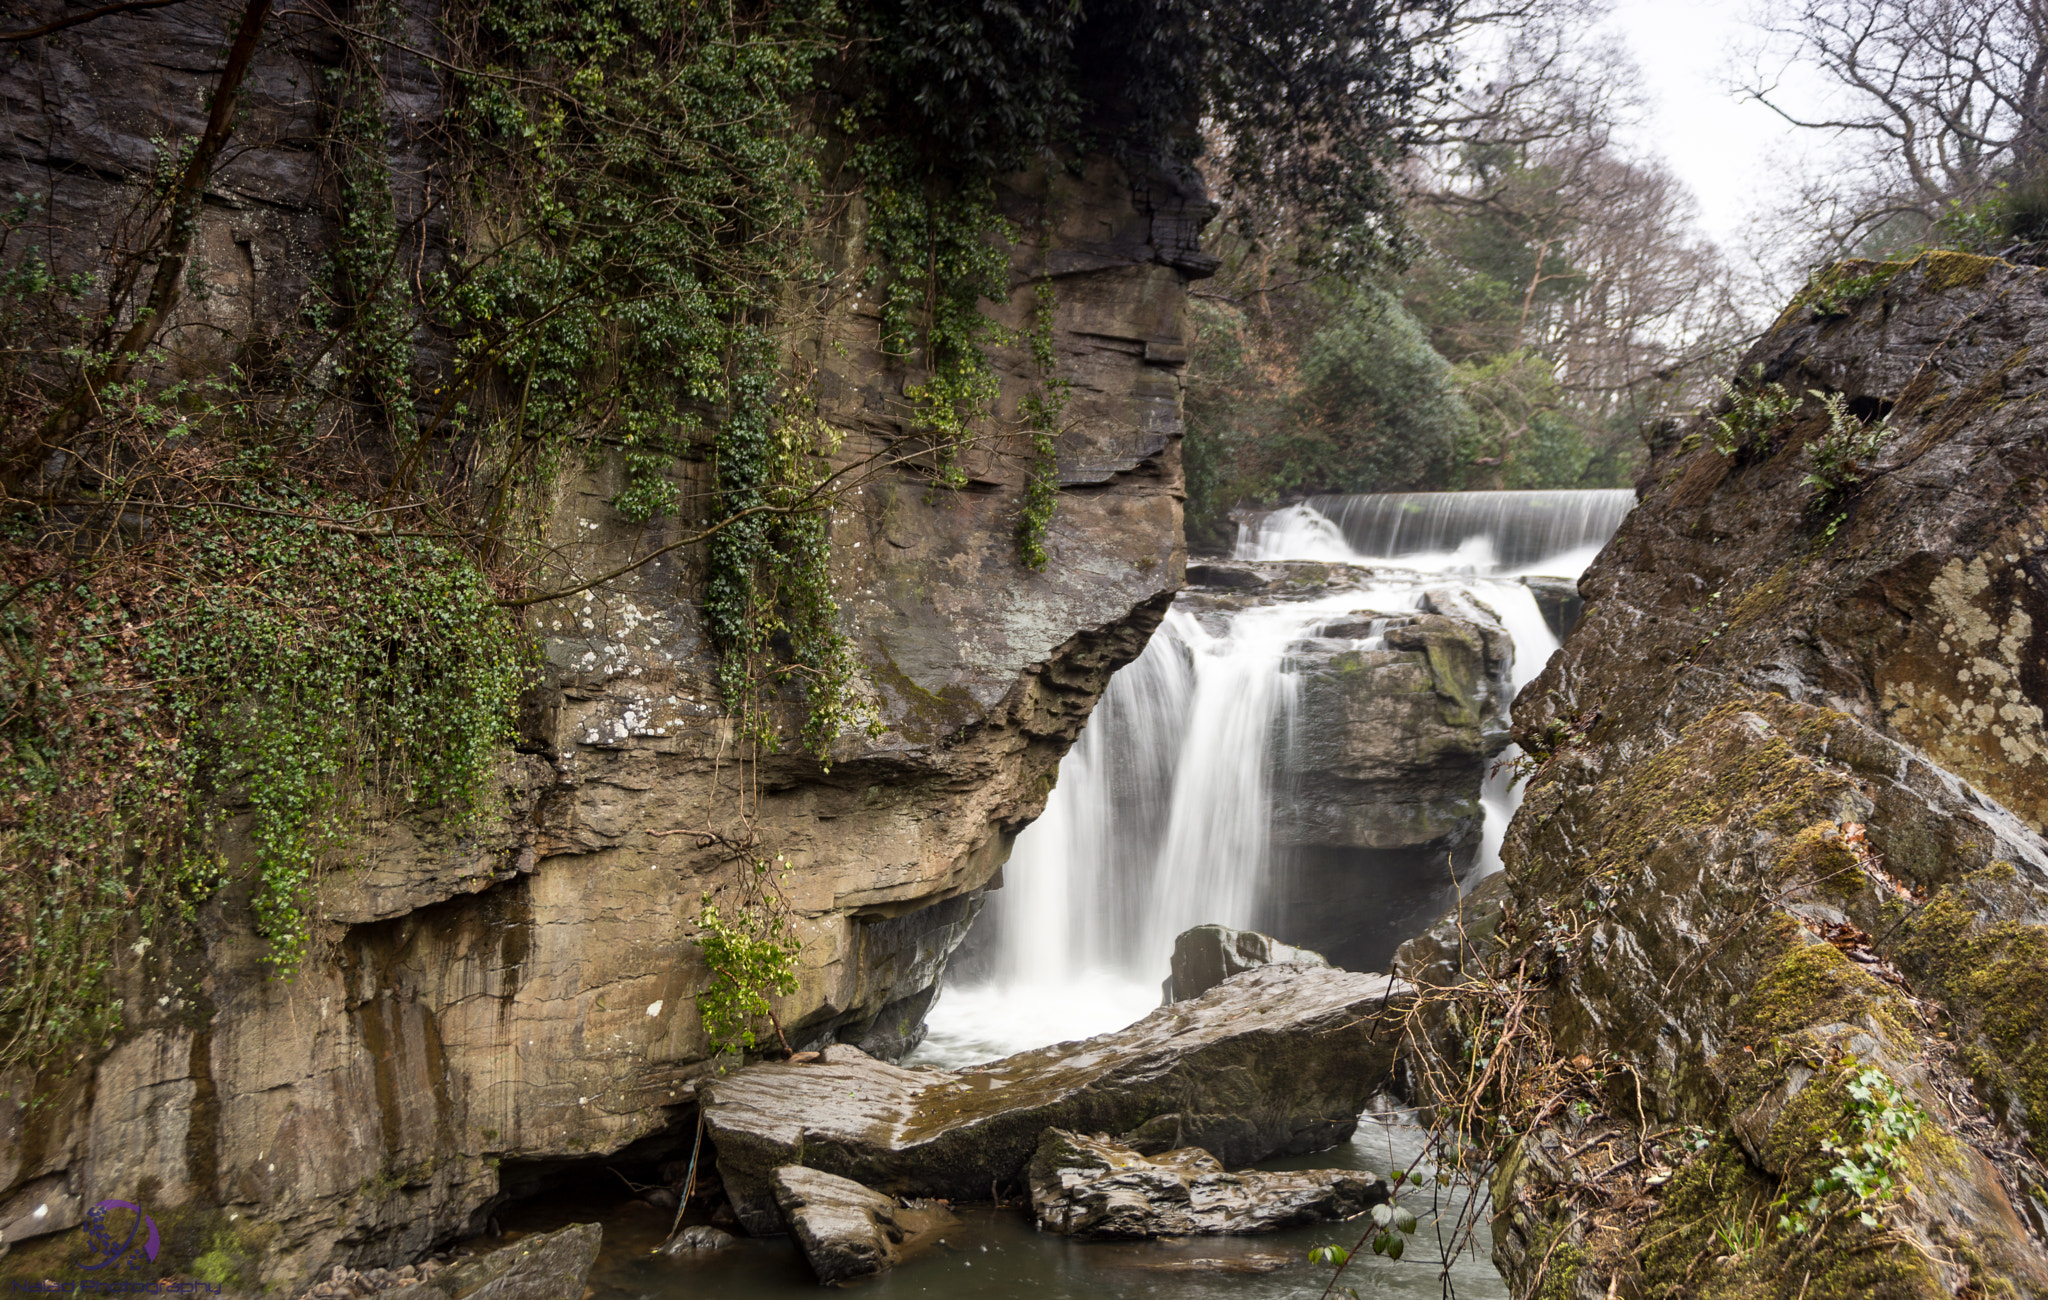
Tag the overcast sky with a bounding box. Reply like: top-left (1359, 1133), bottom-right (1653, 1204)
top-left (1604, 0), bottom-right (1841, 255)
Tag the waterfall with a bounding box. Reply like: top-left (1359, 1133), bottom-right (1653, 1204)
top-left (915, 490), bottom-right (1632, 1065)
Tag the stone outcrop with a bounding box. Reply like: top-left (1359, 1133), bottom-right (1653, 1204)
top-left (700, 965), bottom-right (1414, 1234)
top-left (1026, 1128), bottom-right (1384, 1239)
top-left (1454, 252), bottom-right (2048, 1299)
top-left (770, 1166), bottom-right (955, 1285)
top-left (0, 0), bottom-right (1206, 1287)
top-left (421, 1224), bottom-right (601, 1300)
top-left (1162, 925), bottom-right (1328, 1003)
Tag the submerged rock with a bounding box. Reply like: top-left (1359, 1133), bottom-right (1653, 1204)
top-left (1027, 1128), bottom-right (1385, 1239)
top-left (702, 964), bottom-right (1413, 1234)
top-left (1162, 924), bottom-right (1328, 1003)
top-left (771, 1166), bottom-right (956, 1286)
top-left (657, 1224), bottom-right (735, 1254)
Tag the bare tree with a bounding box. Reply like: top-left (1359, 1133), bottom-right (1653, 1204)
top-left (1742, 0), bottom-right (2048, 255)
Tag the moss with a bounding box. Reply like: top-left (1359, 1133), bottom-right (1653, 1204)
top-left (1731, 934), bottom-right (1908, 1050)
top-left (1894, 874), bottom-right (2048, 1154)
top-left (1774, 259), bottom-right (1911, 331)
top-left (1532, 1236), bottom-right (1589, 1300)
top-left (1524, 700), bottom-right (1853, 891)
top-left (1920, 250), bottom-right (1998, 294)
top-left (1633, 1124), bottom-right (1947, 1300)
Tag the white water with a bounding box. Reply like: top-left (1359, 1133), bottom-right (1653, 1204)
top-left (915, 490), bottom-right (1631, 1068)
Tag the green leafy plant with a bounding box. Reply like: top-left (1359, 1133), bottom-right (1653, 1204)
top-left (1708, 366), bottom-right (1800, 457)
top-left (695, 893), bottom-right (800, 1059)
top-left (1775, 1065), bottom-right (1926, 1236)
top-left (1800, 389), bottom-right (1890, 510)
top-left (1017, 281), bottom-right (1067, 570)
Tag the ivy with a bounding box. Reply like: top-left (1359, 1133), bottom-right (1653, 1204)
top-left (1775, 1064), bottom-right (1926, 1236)
top-left (1017, 280), bottom-right (1066, 570)
top-left (0, 495), bottom-right (525, 1059)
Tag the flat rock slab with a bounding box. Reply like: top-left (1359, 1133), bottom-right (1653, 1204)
top-left (703, 965), bottom-right (1412, 1234)
top-left (423, 1222), bottom-right (601, 1300)
top-left (1028, 1128), bottom-right (1385, 1239)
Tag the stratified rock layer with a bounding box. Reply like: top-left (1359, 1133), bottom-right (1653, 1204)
top-left (0, 0), bottom-right (1203, 1285)
top-left (701, 965), bottom-right (1413, 1235)
top-left (1469, 252), bottom-right (2048, 1299)
top-left (1027, 1128), bottom-right (1384, 1239)
top-left (421, 1223), bottom-right (601, 1300)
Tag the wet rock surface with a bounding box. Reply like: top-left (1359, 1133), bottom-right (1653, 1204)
top-left (1026, 1128), bottom-right (1385, 1239)
top-left (333, 1224), bottom-right (599, 1300)
top-left (0, 1), bottom-right (1203, 1284)
top-left (771, 1166), bottom-right (956, 1285)
top-left (1162, 925), bottom-right (1328, 1003)
top-left (1475, 253), bottom-right (2048, 1298)
top-left (702, 965), bottom-right (1413, 1235)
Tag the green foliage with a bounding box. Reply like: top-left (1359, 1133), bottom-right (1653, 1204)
top-left (856, 0), bottom-right (1441, 264)
top-left (0, 496), bottom-right (524, 1060)
top-left (1800, 390), bottom-right (1889, 511)
top-left (1450, 350), bottom-right (1608, 490)
top-left (1277, 287), bottom-right (1470, 491)
top-left (1016, 281), bottom-right (1066, 570)
top-left (1775, 1065), bottom-right (1926, 1236)
top-left (448, 0), bottom-right (868, 756)
top-left (1708, 368), bottom-right (1800, 457)
top-left (695, 894), bottom-right (799, 1057)
top-left (849, 137), bottom-right (1015, 478)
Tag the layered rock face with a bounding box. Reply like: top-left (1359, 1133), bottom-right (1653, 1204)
top-left (1465, 253), bottom-right (2048, 1298)
top-left (1026, 1128), bottom-right (1384, 1239)
top-left (0, 0), bottom-right (1199, 1284)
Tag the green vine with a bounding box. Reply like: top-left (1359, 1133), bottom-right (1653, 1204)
top-left (850, 136), bottom-right (1016, 489)
top-left (1775, 1064), bottom-right (1926, 1236)
top-left (1017, 280), bottom-right (1066, 570)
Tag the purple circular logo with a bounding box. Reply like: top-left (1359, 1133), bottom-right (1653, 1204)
top-left (80, 1199), bottom-right (159, 1273)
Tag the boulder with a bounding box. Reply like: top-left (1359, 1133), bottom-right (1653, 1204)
top-left (1027, 1128), bottom-right (1385, 1239)
top-left (771, 1166), bottom-right (956, 1286)
top-left (1481, 253), bottom-right (2048, 1297)
top-left (701, 964), bottom-right (1414, 1234)
top-left (421, 1223), bottom-right (601, 1300)
top-left (1162, 925), bottom-right (1328, 1003)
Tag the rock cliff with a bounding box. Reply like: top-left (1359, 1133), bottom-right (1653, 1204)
top-left (1456, 252), bottom-right (2048, 1299)
top-left (0, 0), bottom-right (1199, 1284)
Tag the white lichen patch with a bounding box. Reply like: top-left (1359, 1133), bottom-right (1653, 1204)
top-left (1882, 555), bottom-right (2048, 828)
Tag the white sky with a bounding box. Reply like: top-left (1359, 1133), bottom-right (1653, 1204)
top-left (1604, 0), bottom-right (1842, 254)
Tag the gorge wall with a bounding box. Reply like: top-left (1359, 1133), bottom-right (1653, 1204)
top-left (0, 0), bottom-right (1201, 1284)
top-left (1442, 253), bottom-right (2048, 1298)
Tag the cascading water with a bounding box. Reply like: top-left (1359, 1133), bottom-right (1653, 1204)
top-left (917, 490), bottom-right (1634, 1067)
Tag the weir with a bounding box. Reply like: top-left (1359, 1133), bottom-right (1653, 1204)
top-left (919, 490), bottom-right (1634, 1065)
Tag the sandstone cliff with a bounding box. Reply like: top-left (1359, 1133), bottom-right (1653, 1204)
top-left (1452, 252), bottom-right (2048, 1298)
top-left (0, 0), bottom-right (1200, 1283)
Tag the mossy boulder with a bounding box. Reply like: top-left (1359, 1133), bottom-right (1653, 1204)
top-left (1480, 252), bottom-right (2048, 1297)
